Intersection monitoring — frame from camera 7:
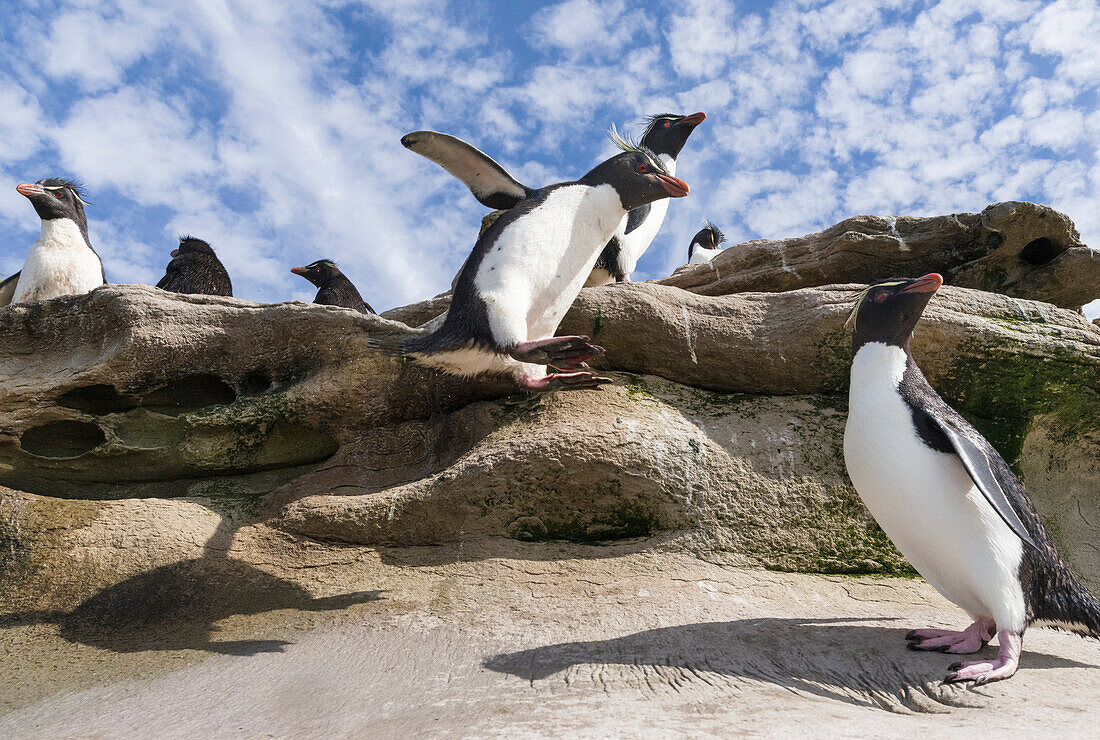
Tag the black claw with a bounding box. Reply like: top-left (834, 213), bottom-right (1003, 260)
top-left (906, 642), bottom-right (921, 651)
top-left (905, 630), bottom-right (918, 640)
top-left (947, 661), bottom-right (964, 671)
top-left (943, 672), bottom-right (961, 684)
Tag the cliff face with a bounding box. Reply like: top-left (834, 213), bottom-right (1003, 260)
top-left (1, 202), bottom-right (1098, 617)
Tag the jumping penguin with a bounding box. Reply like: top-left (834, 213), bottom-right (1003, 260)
top-left (291, 259), bottom-right (375, 314)
top-left (401, 111), bottom-right (705, 287)
top-left (1, 179), bottom-right (104, 306)
top-left (844, 273), bottom-right (1100, 684)
top-left (156, 236), bottom-right (233, 297)
top-left (687, 220), bottom-right (726, 265)
top-left (401, 131), bottom-right (690, 391)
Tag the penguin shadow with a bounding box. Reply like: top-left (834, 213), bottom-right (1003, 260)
top-left (483, 618), bottom-right (1095, 713)
top-left (0, 516), bottom-right (384, 656)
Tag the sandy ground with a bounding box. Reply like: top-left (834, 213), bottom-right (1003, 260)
top-left (3, 544), bottom-right (1100, 738)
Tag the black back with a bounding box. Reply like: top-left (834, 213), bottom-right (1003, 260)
top-left (294, 259), bottom-right (374, 314)
top-left (157, 237), bottom-right (233, 297)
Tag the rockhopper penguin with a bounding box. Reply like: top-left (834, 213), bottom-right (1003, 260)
top-left (586, 112), bottom-right (706, 286)
top-left (1, 179), bottom-right (105, 306)
top-left (292, 259), bottom-right (375, 314)
top-left (401, 111), bottom-right (704, 287)
top-left (401, 132), bottom-right (690, 392)
top-left (844, 273), bottom-right (1100, 684)
top-left (156, 236), bottom-right (233, 297)
top-left (687, 220), bottom-right (726, 265)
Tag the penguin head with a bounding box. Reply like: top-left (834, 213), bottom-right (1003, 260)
top-left (639, 112), bottom-right (706, 159)
top-left (689, 220), bottom-right (725, 260)
top-left (291, 259), bottom-right (340, 288)
top-left (586, 127), bottom-right (690, 210)
top-left (16, 178), bottom-right (88, 227)
top-left (848, 273), bottom-right (943, 353)
top-left (171, 236), bottom-right (216, 259)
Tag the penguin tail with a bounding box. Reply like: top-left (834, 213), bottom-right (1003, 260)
top-left (1034, 562), bottom-right (1100, 639)
top-left (366, 333), bottom-right (413, 358)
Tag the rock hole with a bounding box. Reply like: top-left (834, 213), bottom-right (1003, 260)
top-left (140, 374), bottom-right (237, 415)
top-left (1019, 237), bottom-right (1062, 265)
top-left (58, 384), bottom-right (135, 414)
top-left (21, 420), bottom-right (106, 458)
top-left (239, 370), bottom-right (273, 396)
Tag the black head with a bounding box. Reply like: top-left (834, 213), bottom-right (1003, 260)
top-left (848, 274), bottom-right (943, 354)
top-left (689, 220), bottom-right (725, 259)
top-left (172, 235), bottom-right (216, 258)
top-left (291, 258), bottom-right (341, 287)
top-left (582, 128), bottom-right (690, 211)
top-left (638, 112), bottom-right (706, 160)
top-left (17, 178), bottom-right (88, 227)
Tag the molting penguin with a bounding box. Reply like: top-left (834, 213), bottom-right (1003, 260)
top-left (156, 236), bottom-right (233, 297)
top-left (843, 274), bottom-right (1100, 684)
top-left (3, 179), bottom-right (105, 305)
top-left (687, 220), bottom-right (725, 265)
top-left (586, 112), bottom-right (706, 286)
top-left (292, 259), bottom-right (375, 314)
top-left (401, 132), bottom-right (690, 392)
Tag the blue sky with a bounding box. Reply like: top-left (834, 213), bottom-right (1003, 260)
top-left (0, 0), bottom-right (1097, 318)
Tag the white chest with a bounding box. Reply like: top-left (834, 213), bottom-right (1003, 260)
top-left (688, 246), bottom-right (722, 265)
top-left (843, 342), bottom-right (1025, 628)
top-left (475, 184), bottom-right (624, 338)
top-left (13, 219), bottom-right (103, 303)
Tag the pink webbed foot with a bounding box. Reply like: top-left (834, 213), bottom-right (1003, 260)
top-left (906, 619), bottom-right (994, 654)
top-left (944, 630), bottom-right (1022, 685)
top-left (509, 336), bottom-right (604, 370)
top-left (518, 371), bottom-right (614, 393)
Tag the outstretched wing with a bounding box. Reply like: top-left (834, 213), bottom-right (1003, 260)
top-left (932, 416), bottom-right (1038, 549)
top-left (401, 131), bottom-right (531, 210)
top-left (0, 272), bottom-right (19, 307)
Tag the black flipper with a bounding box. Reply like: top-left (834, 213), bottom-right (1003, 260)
top-left (0, 271), bottom-right (19, 307)
top-left (932, 416), bottom-right (1038, 550)
top-left (401, 131), bottom-right (532, 210)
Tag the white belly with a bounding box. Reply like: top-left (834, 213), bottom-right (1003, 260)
top-left (13, 219), bottom-right (103, 303)
top-left (843, 342), bottom-right (1026, 631)
top-left (475, 184), bottom-right (624, 345)
top-left (688, 247), bottom-right (721, 265)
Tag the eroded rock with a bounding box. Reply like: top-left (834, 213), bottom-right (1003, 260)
top-left (661, 202), bottom-right (1100, 309)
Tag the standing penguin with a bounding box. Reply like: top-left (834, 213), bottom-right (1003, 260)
top-left (844, 273), bottom-right (1100, 684)
top-left (586, 112), bottom-right (706, 286)
top-left (401, 112), bottom-right (705, 287)
top-left (156, 236), bottom-right (233, 297)
top-left (402, 133), bottom-right (690, 392)
top-left (291, 259), bottom-right (375, 314)
top-left (687, 220), bottom-right (726, 265)
top-left (2, 179), bottom-right (104, 305)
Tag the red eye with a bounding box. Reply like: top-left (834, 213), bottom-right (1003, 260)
top-left (874, 292), bottom-right (888, 303)
top-left (52, 191), bottom-right (63, 199)
top-left (638, 163), bottom-right (647, 172)
top-left (663, 121), bottom-right (671, 128)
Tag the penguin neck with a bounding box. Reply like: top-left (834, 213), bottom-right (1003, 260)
top-left (577, 183), bottom-right (630, 232)
top-left (850, 341), bottom-right (910, 397)
top-left (37, 217), bottom-right (93, 253)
